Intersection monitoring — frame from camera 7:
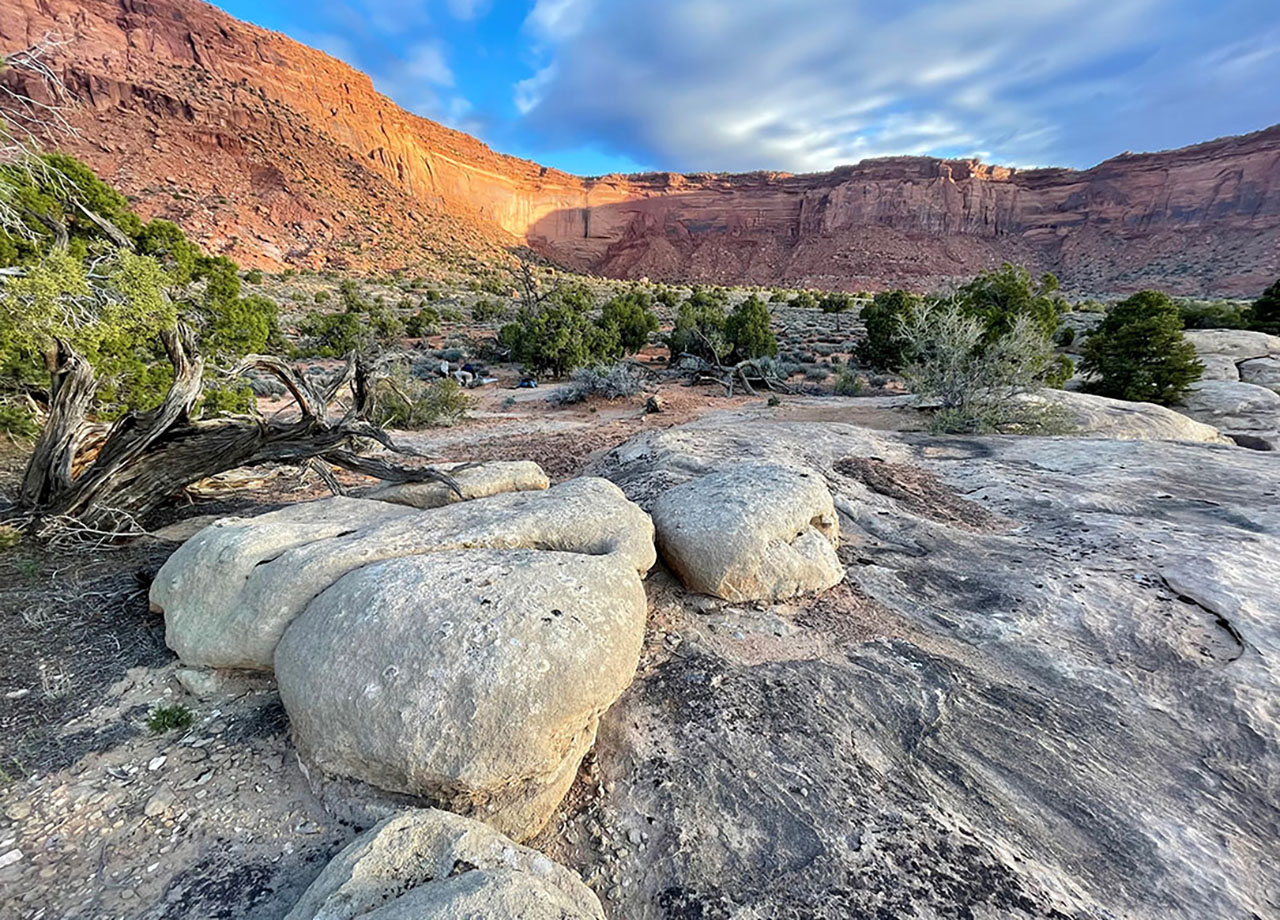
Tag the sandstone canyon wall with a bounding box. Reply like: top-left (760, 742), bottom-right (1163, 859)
top-left (2, 0), bottom-right (1278, 294)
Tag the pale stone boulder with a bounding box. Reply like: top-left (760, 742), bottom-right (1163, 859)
top-left (1197, 354), bottom-right (1241, 381)
top-left (285, 808), bottom-right (604, 920)
top-left (152, 496), bottom-right (418, 670)
top-left (1176, 380), bottom-right (1280, 434)
top-left (1239, 355), bottom-right (1280, 394)
top-left (275, 547), bottom-right (648, 840)
top-left (153, 478), bottom-right (654, 671)
top-left (1183, 329), bottom-right (1280, 362)
top-left (650, 463), bottom-right (843, 602)
top-left (365, 460), bottom-right (549, 509)
top-left (1027, 390), bottom-right (1230, 443)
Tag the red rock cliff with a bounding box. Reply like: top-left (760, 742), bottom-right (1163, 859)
top-left (2, 0), bottom-right (1278, 294)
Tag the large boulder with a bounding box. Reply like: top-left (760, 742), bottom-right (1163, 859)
top-left (364, 460), bottom-right (549, 509)
top-left (1239, 355), bottom-right (1280, 394)
top-left (152, 496), bottom-right (418, 669)
top-left (152, 478), bottom-right (653, 671)
top-left (1029, 389), bottom-right (1229, 443)
top-left (1196, 353), bottom-right (1241, 381)
top-left (650, 463), bottom-right (842, 601)
top-left (276, 547), bottom-right (648, 840)
top-left (1176, 380), bottom-right (1280, 434)
top-left (285, 808), bottom-right (604, 920)
top-left (1183, 329), bottom-right (1280, 362)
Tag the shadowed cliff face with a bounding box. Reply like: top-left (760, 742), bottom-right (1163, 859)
top-left (2, 0), bottom-right (1278, 293)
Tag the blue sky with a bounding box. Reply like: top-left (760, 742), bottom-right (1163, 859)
top-left (212, 0), bottom-right (1280, 177)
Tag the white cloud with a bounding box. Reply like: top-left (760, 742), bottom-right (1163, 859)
top-left (404, 42), bottom-right (454, 87)
top-left (445, 0), bottom-right (490, 21)
top-left (513, 0), bottom-right (1280, 173)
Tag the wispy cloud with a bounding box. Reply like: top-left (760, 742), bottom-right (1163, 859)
top-left (514, 0), bottom-right (1280, 172)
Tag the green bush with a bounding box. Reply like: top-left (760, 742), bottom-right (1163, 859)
top-left (900, 299), bottom-right (1074, 434)
top-left (792, 291), bottom-right (818, 309)
top-left (314, 290), bottom-right (331, 304)
top-left (599, 291), bottom-right (659, 354)
top-left (666, 288), bottom-right (730, 362)
top-left (1177, 299), bottom-right (1249, 330)
top-left (954, 263), bottom-right (1066, 342)
top-left (1248, 279), bottom-right (1280, 334)
top-left (857, 290), bottom-right (920, 370)
top-left (724, 295), bottom-right (778, 361)
top-left (498, 284), bottom-right (616, 376)
top-left (833, 369), bottom-right (866, 395)
top-left (471, 299), bottom-right (509, 323)
top-left (243, 268), bottom-right (263, 285)
top-left (405, 306), bottom-right (440, 338)
top-left (1080, 291), bottom-right (1202, 405)
top-left (818, 292), bottom-right (857, 331)
top-left (148, 704), bottom-right (193, 734)
top-left (371, 365), bottom-right (470, 428)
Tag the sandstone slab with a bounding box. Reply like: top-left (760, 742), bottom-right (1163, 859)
top-left (1176, 379), bottom-right (1280, 434)
top-left (286, 808), bottom-right (604, 920)
top-left (650, 463), bottom-right (843, 602)
top-left (1031, 389), bottom-right (1229, 442)
top-left (573, 413), bottom-right (1279, 919)
top-left (1196, 353), bottom-right (1241, 381)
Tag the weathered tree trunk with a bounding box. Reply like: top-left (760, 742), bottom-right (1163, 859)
top-left (16, 326), bottom-right (456, 532)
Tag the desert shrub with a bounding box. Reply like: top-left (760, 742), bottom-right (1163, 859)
top-left (599, 291), bottom-right (659, 354)
top-left (804, 364), bottom-right (829, 381)
top-left (0, 402), bottom-right (40, 440)
top-left (666, 288), bottom-right (730, 362)
top-left (1054, 326), bottom-right (1076, 347)
top-left (243, 268), bottom-right (263, 285)
top-left (197, 384), bottom-right (256, 418)
top-left (471, 299), bottom-right (508, 323)
top-left (297, 310), bottom-right (363, 357)
top-left (550, 363), bottom-right (646, 405)
top-left (818, 292), bottom-right (857, 331)
top-left (424, 288), bottom-right (443, 302)
top-left (440, 305), bottom-right (464, 323)
top-left (314, 290), bottom-right (331, 304)
top-left (405, 306), bottom-right (440, 338)
top-left (1248, 279), bottom-right (1280, 334)
top-left (857, 290), bottom-right (920, 370)
top-left (498, 283), bottom-right (616, 376)
top-left (900, 299), bottom-right (1074, 434)
top-left (724, 295), bottom-right (778, 362)
top-left (833, 368), bottom-right (866, 395)
top-left (792, 291), bottom-right (818, 309)
top-left (371, 364), bottom-right (470, 428)
top-left (1177, 299), bottom-right (1249, 330)
top-left (1080, 291), bottom-right (1202, 405)
top-left (147, 704), bottom-right (193, 734)
top-left (954, 263), bottom-right (1067, 342)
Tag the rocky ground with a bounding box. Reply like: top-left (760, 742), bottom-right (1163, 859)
top-left (1, 376), bottom-right (1278, 919)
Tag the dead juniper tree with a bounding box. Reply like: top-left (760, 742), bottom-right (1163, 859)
top-left (1, 41), bottom-right (455, 535)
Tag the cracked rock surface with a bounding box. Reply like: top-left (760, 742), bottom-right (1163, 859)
top-left (566, 412), bottom-right (1280, 919)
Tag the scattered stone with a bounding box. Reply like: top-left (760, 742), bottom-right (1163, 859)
top-left (1176, 379), bottom-right (1280, 448)
top-left (0, 849), bottom-right (22, 869)
top-left (285, 808), bottom-right (604, 920)
top-left (143, 787), bottom-right (175, 818)
top-left (645, 394), bottom-right (666, 414)
top-left (650, 463), bottom-right (843, 602)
